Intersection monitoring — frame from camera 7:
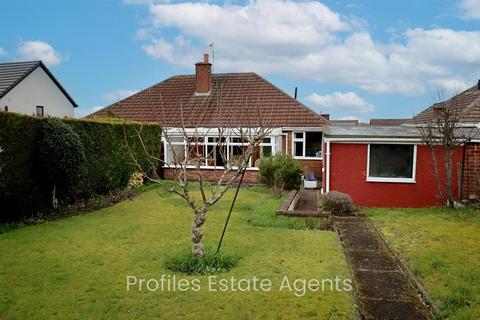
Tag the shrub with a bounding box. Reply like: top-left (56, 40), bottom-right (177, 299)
top-left (127, 171), bottom-right (144, 189)
top-left (321, 191), bottom-right (354, 215)
top-left (37, 118), bottom-right (86, 208)
top-left (165, 248), bottom-right (240, 275)
top-left (0, 112), bottom-right (162, 222)
top-left (258, 155), bottom-right (302, 195)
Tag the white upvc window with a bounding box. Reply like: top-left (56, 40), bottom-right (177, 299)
top-left (366, 143), bottom-right (417, 183)
top-left (292, 131), bottom-right (323, 159)
top-left (164, 136), bottom-right (275, 169)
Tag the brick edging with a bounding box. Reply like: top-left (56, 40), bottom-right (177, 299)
top-left (276, 190), bottom-right (299, 215)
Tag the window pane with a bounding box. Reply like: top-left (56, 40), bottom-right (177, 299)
top-left (294, 132), bottom-right (303, 139)
top-left (262, 145), bottom-right (272, 158)
top-left (166, 144), bottom-right (185, 164)
top-left (369, 144), bottom-right (414, 178)
top-left (169, 136), bottom-right (184, 143)
top-left (262, 137), bottom-right (271, 144)
top-left (187, 144), bottom-right (204, 165)
top-left (294, 141), bottom-right (303, 157)
top-left (305, 132), bottom-right (322, 157)
top-left (229, 145), bottom-right (247, 165)
top-left (36, 106), bottom-right (44, 117)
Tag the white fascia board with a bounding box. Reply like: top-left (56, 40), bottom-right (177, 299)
top-left (323, 137), bottom-right (423, 143)
top-left (163, 127), bottom-right (283, 136)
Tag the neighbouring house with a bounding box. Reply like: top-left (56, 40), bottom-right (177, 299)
top-left (330, 119), bottom-right (360, 126)
top-left (90, 54), bottom-right (329, 183)
top-left (322, 125), bottom-right (464, 207)
top-left (370, 118), bottom-right (408, 126)
top-left (406, 81), bottom-right (480, 201)
top-left (0, 61), bottom-right (77, 118)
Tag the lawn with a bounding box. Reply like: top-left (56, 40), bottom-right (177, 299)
top-left (0, 186), bottom-right (355, 320)
top-left (368, 207), bottom-right (480, 319)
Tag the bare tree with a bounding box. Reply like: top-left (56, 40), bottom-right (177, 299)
top-left (126, 88), bottom-right (274, 257)
top-left (417, 90), bottom-right (471, 208)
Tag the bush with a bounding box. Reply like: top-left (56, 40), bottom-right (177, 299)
top-left (165, 248), bottom-right (240, 275)
top-left (258, 155), bottom-right (302, 195)
top-left (0, 112), bottom-right (162, 222)
top-left (37, 118), bottom-right (86, 207)
top-left (321, 191), bottom-right (354, 215)
top-left (127, 171), bottom-right (144, 189)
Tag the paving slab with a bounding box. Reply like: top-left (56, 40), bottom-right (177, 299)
top-left (334, 217), bottom-right (431, 320)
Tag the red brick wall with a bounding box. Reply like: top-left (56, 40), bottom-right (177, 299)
top-left (326, 143), bottom-right (463, 207)
top-left (163, 168), bottom-right (259, 183)
top-left (461, 143), bottom-right (480, 200)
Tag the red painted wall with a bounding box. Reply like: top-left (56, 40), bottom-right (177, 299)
top-left (325, 143), bottom-right (464, 208)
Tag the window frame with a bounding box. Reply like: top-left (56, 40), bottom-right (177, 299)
top-left (292, 131), bottom-right (323, 160)
top-left (366, 143), bottom-right (417, 183)
top-left (36, 106), bottom-right (44, 117)
top-left (163, 135), bottom-right (275, 170)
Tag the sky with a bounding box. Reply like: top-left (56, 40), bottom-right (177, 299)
top-left (1, 0), bottom-right (479, 122)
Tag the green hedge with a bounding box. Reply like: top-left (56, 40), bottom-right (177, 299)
top-left (0, 112), bottom-right (162, 222)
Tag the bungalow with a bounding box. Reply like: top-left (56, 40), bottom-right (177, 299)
top-left (90, 54), bottom-right (329, 183)
top-left (0, 61), bottom-right (77, 117)
top-left (406, 81), bottom-right (480, 201)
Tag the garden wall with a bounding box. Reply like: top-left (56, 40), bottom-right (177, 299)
top-left (0, 112), bottom-right (162, 222)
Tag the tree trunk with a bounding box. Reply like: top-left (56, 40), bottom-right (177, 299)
top-left (192, 208), bottom-right (207, 257)
top-left (52, 183), bottom-right (58, 210)
top-left (444, 147), bottom-right (454, 208)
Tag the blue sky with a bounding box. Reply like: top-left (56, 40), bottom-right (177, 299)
top-left (1, 0), bottom-right (479, 122)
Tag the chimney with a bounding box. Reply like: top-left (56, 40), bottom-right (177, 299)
top-left (294, 87), bottom-right (298, 99)
top-left (195, 53), bottom-right (212, 94)
top-left (477, 79), bottom-right (480, 90)
top-left (321, 114), bottom-right (330, 120)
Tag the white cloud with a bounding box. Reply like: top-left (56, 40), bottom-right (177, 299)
top-left (0, 48), bottom-right (6, 57)
top-left (17, 41), bottom-right (66, 66)
top-left (75, 105), bottom-right (104, 118)
top-left (102, 89), bottom-right (139, 102)
top-left (306, 91), bottom-right (374, 114)
top-left (129, 0), bottom-right (480, 96)
top-left (459, 0), bottom-right (480, 19)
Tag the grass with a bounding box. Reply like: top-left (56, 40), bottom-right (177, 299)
top-left (0, 186), bottom-right (354, 319)
top-left (367, 207), bottom-right (480, 319)
top-left (165, 248), bottom-right (240, 275)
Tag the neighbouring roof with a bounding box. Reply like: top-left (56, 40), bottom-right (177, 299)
top-left (89, 73), bottom-right (329, 127)
top-left (324, 125), bottom-right (423, 139)
top-left (370, 118), bottom-right (408, 126)
top-left (406, 83), bottom-right (480, 125)
top-left (330, 120), bottom-right (359, 126)
top-left (0, 60), bottom-right (78, 107)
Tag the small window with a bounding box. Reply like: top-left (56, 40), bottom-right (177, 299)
top-left (293, 131), bottom-right (322, 158)
top-left (36, 106), bottom-right (44, 117)
top-left (368, 144), bottom-right (416, 182)
top-left (3, 106), bottom-right (8, 112)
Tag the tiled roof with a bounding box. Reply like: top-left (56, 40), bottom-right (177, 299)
top-left (89, 73), bottom-right (328, 127)
top-left (407, 83), bottom-right (480, 125)
top-left (0, 61), bottom-right (41, 97)
top-left (370, 119), bottom-right (408, 126)
top-left (0, 60), bottom-right (78, 107)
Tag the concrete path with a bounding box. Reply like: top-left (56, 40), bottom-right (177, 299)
top-left (334, 217), bottom-right (431, 320)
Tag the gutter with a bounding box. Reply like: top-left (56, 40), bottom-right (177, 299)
top-left (325, 139), bottom-right (331, 193)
